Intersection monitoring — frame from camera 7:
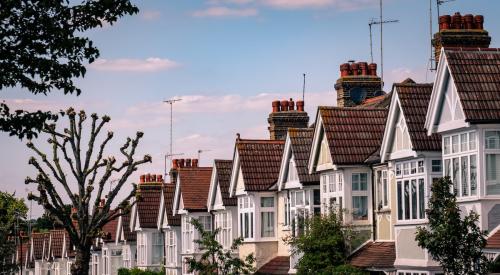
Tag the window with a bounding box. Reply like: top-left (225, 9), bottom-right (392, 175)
top-left (471, 155), bottom-right (477, 195)
top-left (452, 135), bottom-right (459, 153)
top-left (397, 179), bottom-right (426, 221)
top-left (485, 131), bottom-right (500, 195)
top-left (329, 174), bottom-right (335, 192)
top-left (182, 216), bottom-right (194, 252)
top-left (122, 247), bottom-right (131, 268)
top-left (215, 212), bottom-right (231, 248)
top-left (382, 171), bottom-right (388, 207)
top-left (486, 131), bottom-right (500, 149)
top-left (469, 132), bottom-right (476, 150)
top-left (376, 170), bottom-right (389, 209)
top-left (431, 160), bottom-right (442, 173)
top-left (284, 193), bottom-right (290, 227)
top-left (287, 159), bottom-right (299, 182)
top-left (322, 175), bottom-right (327, 193)
top-left (418, 161), bottom-right (424, 173)
top-left (137, 233), bottom-right (146, 265)
top-left (103, 249), bottom-right (109, 275)
top-left (92, 255), bottom-right (99, 275)
top-left (198, 216), bottom-right (212, 232)
top-left (403, 163), bottom-right (409, 176)
top-left (352, 173), bottom-right (368, 191)
top-left (411, 162), bottom-right (417, 174)
top-left (152, 232), bottom-right (163, 264)
top-left (352, 196), bottom-right (368, 220)
top-left (239, 196), bottom-right (254, 239)
top-left (338, 174), bottom-right (343, 191)
top-left (260, 197), bottom-right (275, 238)
top-left (396, 164), bottom-right (401, 176)
top-left (54, 262), bottom-right (60, 275)
top-left (443, 132), bottom-right (477, 197)
top-left (165, 230), bottom-right (176, 265)
top-left (66, 262), bottom-right (72, 275)
top-left (461, 133), bottom-right (468, 152)
top-left (444, 136), bottom-right (450, 154)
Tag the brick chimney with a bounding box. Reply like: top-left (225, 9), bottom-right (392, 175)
top-left (334, 61), bottom-right (383, 107)
top-left (268, 98), bottom-right (309, 140)
top-left (433, 12), bottom-right (491, 65)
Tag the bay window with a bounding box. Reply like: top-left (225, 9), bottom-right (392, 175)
top-left (122, 246), bottom-right (131, 268)
top-left (165, 230), bottom-right (176, 265)
top-left (260, 197), bottom-right (275, 238)
top-left (396, 159), bottom-right (426, 221)
top-left (215, 212), bottom-right (232, 249)
top-left (137, 233), bottom-right (146, 265)
top-left (376, 170), bottom-right (389, 209)
top-left (486, 131), bottom-right (500, 195)
top-left (352, 173), bottom-right (368, 221)
top-left (239, 196), bottom-right (254, 239)
top-left (152, 232), bottom-right (163, 264)
top-left (287, 189), bottom-right (321, 236)
top-left (182, 216), bottom-right (194, 252)
top-left (443, 131), bottom-right (478, 197)
top-left (198, 216), bottom-right (212, 232)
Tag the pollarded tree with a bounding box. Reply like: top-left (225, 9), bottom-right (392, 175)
top-left (25, 108), bottom-right (151, 275)
top-left (0, 0), bottom-right (138, 139)
top-left (416, 177), bottom-right (490, 275)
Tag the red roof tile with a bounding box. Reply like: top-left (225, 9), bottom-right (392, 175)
top-left (137, 183), bottom-right (163, 228)
top-left (360, 93), bottom-right (392, 108)
top-left (395, 80), bottom-right (442, 151)
top-left (214, 160), bottom-right (237, 206)
top-left (121, 211), bottom-right (136, 242)
top-left (101, 213), bottom-right (119, 243)
top-left (49, 230), bottom-right (66, 258)
top-left (444, 48), bottom-right (500, 123)
top-left (179, 167), bottom-right (213, 211)
top-left (288, 128), bottom-right (320, 185)
top-left (487, 229), bottom-right (500, 249)
top-left (164, 183), bottom-right (180, 226)
top-left (256, 256), bottom-right (290, 275)
top-left (31, 232), bottom-right (48, 260)
top-left (349, 241), bottom-right (395, 269)
top-left (237, 139), bottom-right (285, 192)
top-left (320, 107), bottom-right (388, 165)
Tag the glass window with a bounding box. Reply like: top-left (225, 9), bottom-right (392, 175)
top-left (329, 174), bottom-right (335, 192)
top-left (418, 179), bottom-right (425, 219)
top-left (444, 136), bottom-right (451, 154)
top-left (338, 174), bottom-right (343, 191)
top-left (404, 181), bottom-right (410, 220)
top-left (418, 161), bottom-right (424, 173)
top-left (461, 156), bottom-right (469, 197)
top-left (261, 212), bottom-right (275, 238)
top-left (382, 171), bottom-right (388, 207)
top-left (352, 196), bottom-right (368, 220)
top-left (305, 190), bottom-right (310, 206)
top-left (471, 155), bottom-right (477, 195)
top-left (485, 131), bottom-right (500, 149)
top-left (411, 162), bottom-right (417, 174)
top-left (295, 192), bottom-right (303, 206)
top-left (486, 154), bottom-right (500, 195)
top-left (397, 182), bottom-right (402, 220)
top-left (322, 175), bottom-right (327, 193)
top-left (261, 197), bottom-right (274, 207)
top-left (352, 173), bottom-right (359, 190)
top-left (452, 158), bottom-right (460, 195)
top-left (403, 163), bottom-right (410, 175)
top-left (352, 173), bottom-right (368, 191)
top-left (444, 159), bottom-right (451, 177)
top-left (396, 164), bottom-right (401, 176)
top-left (469, 132), bottom-right (476, 150)
top-left (461, 133), bottom-right (468, 152)
top-left (313, 189), bottom-right (321, 205)
top-left (432, 160), bottom-right (442, 173)
top-left (411, 180), bottom-right (417, 219)
top-left (452, 135), bottom-right (459, 153)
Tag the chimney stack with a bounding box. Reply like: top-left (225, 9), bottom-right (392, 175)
top-left (433, 12), bottom-right (491, 65)
top-left (335, 60), bottom-right (383, 107)
top-left (268, 98), bottom-right (309, 140)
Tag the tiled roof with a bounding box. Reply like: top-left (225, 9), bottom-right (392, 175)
top-left (288, 128), bottom-right (320, 185)
top-left (360, 93), bottom-right (392, 108)
top-left (31, 232), bottom-right (48, 260)
top-left (101, 213), bottom-right (119, 243)
top-left (137, 183), bottom-right (163, 228)
top-left (237, 139), bottom-right (285, 192)
top-left (487, 229), bottom-right (500, 249)
top-left (49, 230), bottom-right (66, 258)
top-left (349, 241), bottom-right (396, 270)
top-left (179, 167), bottom-right (213, 211)
top-left (164, 183), bottom-right (180, 226)
top-left (395, 80), bottom-right (442, 151)
top-left (444, 47), bottom-right (500, 123)
top-left (255, 256), bottom-right (290, 275)
top-left (214, 160), bottom-right (236, 206)
top-left (121, 211), bottom-right (136, 242)
top-left (319, 107), bottom-right (388, 165)
top-left (16, 241), bottom-right (29, 265)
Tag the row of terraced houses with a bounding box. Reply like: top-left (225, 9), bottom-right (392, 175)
top-left (13, 12), bottom-right (500, 275)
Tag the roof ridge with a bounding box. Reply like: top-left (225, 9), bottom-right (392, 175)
top-left (444, 47), bottom-right (500, 52)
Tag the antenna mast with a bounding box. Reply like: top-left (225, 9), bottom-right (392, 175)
top-left (197, 149), bottom-right (212, 161)
top-left (302, 73), bottom-right (306, 103)
top-left (165, 153), bottom-right (184, 178)
top-left (164, 98), bottom-right (182, 180)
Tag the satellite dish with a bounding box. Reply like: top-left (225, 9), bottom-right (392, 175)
top-left (373, 90), bottom-right (385, 97)
top-left (350, 87), bottom-right (367, 104)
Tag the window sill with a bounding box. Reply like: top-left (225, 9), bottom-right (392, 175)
top-left (395, 219), bottom-right (428, 226)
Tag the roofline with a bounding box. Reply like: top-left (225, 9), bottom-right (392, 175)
top-left (172, 175), bottom-right (181, 215)
top-left (157, 189), bottom-right (165, 230)
top-left (207, 163), bottom-right (218, 212)
top-left (425, 47), bottom-right (448, 134)
top-left (308, 108), bottom-right (324, 174)
top-left (277, 134), bottom-right (293, 191)
top-left (229, 148), bottom-right (240, 197)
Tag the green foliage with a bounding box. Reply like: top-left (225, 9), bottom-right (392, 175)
top-left (0, 191), bottom-right (28, 274)
top-left (186, 218), bottom-right (256, 275)
top-left (416, 177), bottom-right (490, 275)
top-left (284, 209), bottom-right (355, 275)
top-left (0, 0), bottom-right (139, 139)
top-left (117, 268), bottom-right (164, 275)
top-left (326, 264), bottom-right (369, 275)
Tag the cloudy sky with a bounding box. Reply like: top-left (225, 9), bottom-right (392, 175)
top-left (1, 0), bottom-right (499, 217)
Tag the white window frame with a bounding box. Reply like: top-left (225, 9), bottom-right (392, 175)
top-left (376, 169), bottom-right (389, 210)
top-left (122, 246), bottom-right (131, 268)
top-left (238, 196), bottom-right (254, 241)
top-left (102, 248), bottom-right (109, 275)
top-left (352, 172), bottom-right (369, 221)
top-left (260, 196), bottom-right (276, 238)
top-left (321, 172), bottom-right (343, 214)
top-left (152, 232), bottom-right (163, 265)
top-left (66, 261), bottom-right (72, 275)
top-left (396, 177), bottom-right (426, 222)
top-left (165, 230), bottom-right (176, 265)
top-left (485, 130), bottom-right (500, 195)
top-left (137, 232), bottom-right (147, 266)
top-left (182, 216), bottom-right (194, 253)
top-left (215, 211), bottom-right (232, 249)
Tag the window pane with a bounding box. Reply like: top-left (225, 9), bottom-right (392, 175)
top-left (469, 132), bottom-right (476, 150)
top-left (471, 155), bottom-right (477, 195)
top-left (411, 162), bottom-right (417, 174)
top-left (250, 212), bottom-right (254, 238)
top-left (396, 164), bottom-right (401, 176)
top-left (445, 159), bottom-right (451, 177)
top-left (261, 212), bottom-right (275, 237)
top-left (360, 173), bottom-right (368, 190)
top-left (453, 158), bottom-right (460, 195)
top-left (352, 196), bottom-right (368, 220)
top-left (329, 174), bottom-right (335, 192)
top-left (411, 180), bottom-right (417, 219)
top-left (418, 161), bottom-right (424, 173)
top-left (486, 131), bottom-right (500, 149)
top-left (432, 160), bottom-right (442, 173)
top-left (452, 135), bottom-right (459, 153)
top-left (461, 133), bottom-right (468, 152)
top-left (322, 175), bottom-right (327, 192)
top-left (461, 156), bottom-right (469, 196)
top-left (403, 163), bottom-right (409, 175)
top-left (444, 136), bottom-right (450, 154)
top-left (313, 189), bottom-right (321, 205)
top-left (486, 154), bottom-right (500, 195)
top-left (244, 213), bottom-right (249, 238)
top-left (261, 197), bottom-right (274, 207)
top-left (295, 192), bottom-right (303, 206)
top-left (352, 174), bottom-right (360, 190)
top-left (397, 182), bottom-right (403, 220)
top-left (419, 179), bottom-right (425, 219)
top-left (383, 171), bottom-right (388, 206)
top-left (404, 181), bottom-right (410, 220)
top-left (305, 190), bottom-right (310, 205)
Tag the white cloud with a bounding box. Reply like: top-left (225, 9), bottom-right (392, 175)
top-left (140, 10), bottom-right (161, 21)
top-left (192, 6), bottom-right (258, 17)
top-left (89, 58), bottom-right (179, 73)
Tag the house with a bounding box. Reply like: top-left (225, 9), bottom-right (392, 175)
top-left (207, 159), bottom-right (238, 252)
top-left (15, 238), bottom-right (29, 275)
top-left (172, 160), bottom-right (213, 275)
top-left (44, 230), bottom-right (72, 275)
top-left (158, 163), bottom-right (182, 275)
top-left (116, 211), bottom-right (137, 269)
top-left (130, 174), bottom-right (165, 271)
top-left (99, 215), bottom-right (122, 275)
top-left (276, 127), bottom-right (320, 273)
top-left (377, 79), bottom-right (443, 274)
top-left (32, 232), bottom-right (50, 275)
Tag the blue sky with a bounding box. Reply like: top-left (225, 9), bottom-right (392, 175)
top-left (1, 0), bottom-right (499, 217)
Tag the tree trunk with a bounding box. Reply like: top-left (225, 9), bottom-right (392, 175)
top-left (72, 245), bottom-right (91, 275)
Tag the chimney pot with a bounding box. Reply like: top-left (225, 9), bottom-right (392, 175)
top-left (439, 15), bottom-right (451, 30)
top-left (368, 63), bottom-right (377, 76)
top-left (359, 62), bottom-right (368, 76)
top-left (474, 15), bottom-right (484, 30)
top-left (179, 159), bottom-right (185, 168)
top-left (272, 100), bottom-right (280, 112)
top-left (340, 63), bottom-right (350, 77)
top-left (151, 174), bottom-right (157, 182)
top-left (186, 159), bottom-right (192, 168)
top-left (296, 100), bottom-right (304, 112)
top-left (140, 174), bottom-right (145, 183)
top-left (280, 100), bottom-right (289, 112)
top-left (463, 14), bottom-right (474, 29)
top-left (451, 12), bottom-right (462, 29)
top-left (145, 173), bottom-right (151, 183)
top-left (192, 159), bottom-right (199, 167)
top-left (172, 159), bottom-right (179, 169)
top-left (351, 63), bottom-right (360, 76)
top-left (289, 98), bottom-right (295, 111)
top-left (157, 175), bottom-right (163, 183)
